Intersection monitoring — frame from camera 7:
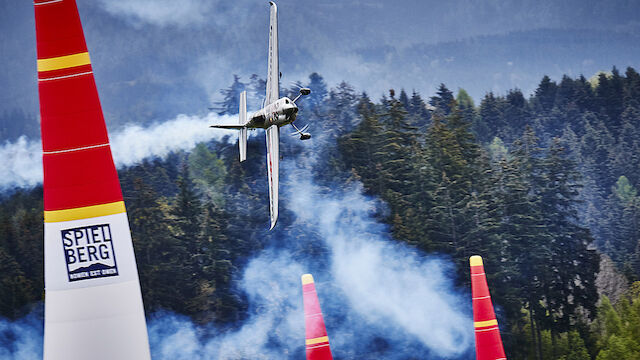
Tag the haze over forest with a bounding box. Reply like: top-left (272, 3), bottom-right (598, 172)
top-left (1, 0), bottom-right (639, 139)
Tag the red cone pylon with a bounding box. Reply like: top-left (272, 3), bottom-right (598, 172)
top-left (302, 274), bottom-right (333, 360)
top-left (470, 255), bottom-right (506, 360)
top-left (35, 1), bottom-right (150, 358)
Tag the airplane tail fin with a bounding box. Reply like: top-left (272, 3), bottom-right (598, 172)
top-left (239, 91), bottom-right (247, 162)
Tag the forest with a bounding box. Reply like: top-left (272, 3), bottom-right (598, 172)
top-left (2, 67), bottom-right (640, 359)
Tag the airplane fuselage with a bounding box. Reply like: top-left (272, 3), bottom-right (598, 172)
top-left (246, 97), bottom-right (298, 129)
top-left (209, 2), bottom-right (309, 229)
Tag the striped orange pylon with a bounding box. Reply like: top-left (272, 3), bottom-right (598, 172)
top-left (302, 274), bottom-right (333, 360)
top-left (35, 1), bottom-right (150, 359)
top-left (470, 255), bottom-right (506, 360)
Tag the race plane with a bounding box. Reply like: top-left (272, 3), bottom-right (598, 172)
top-left (210, 1), bottom-right (311, 230)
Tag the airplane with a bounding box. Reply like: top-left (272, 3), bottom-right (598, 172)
top-left (210, 1), bottom-right (311, 230)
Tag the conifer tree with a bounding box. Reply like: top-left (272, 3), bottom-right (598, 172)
top-left (398, 89), bottom-right (410, 110)
top-left (338, 94), bottom-right (386, 193)
top-left (476, 92), bottom-right (503, 143)
top-left (456, 88), bottom-right (478, 138)
top-left (612, 106), bottom-right (640, 186)
top-left (503, 89), bottom-right (530, 142)
top-left (539, 139), bottom-right (599, 335)
top-left (501, 127), bottom-right (549, 359)
top-left (575, 75), bottom-right (596, 114)
top-left (214, 75), bottom-right (246, 115)
top-left (378, 90), bottom-right (419, 239)
top-left (424, 107), bottom-right (486, 272)
top-left (429, 83), bottom-right (455, 116)
top-left (408, 90), bottom-right (431, 130)
top-left (624, 67), bottom-right (640, 106)
top-left (248, 74), bottom-right (266, 109)
top-left (534, 75), bottom-right (558, 113)
top-left (306, 72), bottom-right (328, 112)
top-left (128, 176), bottom-right (191, 313)
top-left (0, 248), bottom-right (33, 318)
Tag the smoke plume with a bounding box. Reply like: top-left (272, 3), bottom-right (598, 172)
top-left (0, 112), bottom-right (473, 359)
top-left (0, 113), bottom-right (237, 192)
top-left (0, 312), bottom-right (43, 360)
top-left (144, 170), bottom-right (474, 359)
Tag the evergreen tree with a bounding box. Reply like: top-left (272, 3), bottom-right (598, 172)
top-left (378, 90), bottom-right (420, 240)
top-left (398, 89), bottom-right (410, 110)
top-left (188, 143), bottom-right (228, 205)
top-left (612, 105), bottom-right (640, 186)
top-left (306, 72), bottom-right (328, 112)
top-left (456, 88), bottom-right (478, 139)
top-left (429, 83), bottom-right (455, 116)
top-left (214, 75), bottom-right (246, 115)
top-left (555, 75), bottom-right (577, 110)
top-left (534, 75), bottom-right (558, 113)
top-left (476, 92), bottom-right (503, 143)
top-left (248, 74), bottom-right (266, 110)
top-left (502, 89), bottom-right (530, 142)
top-left (594, 291), bottom-right (640, 360)
top-left (562, 331), bottom-right (591, 360)
top-left (408, 90), bottom-right (431, 130)
top-left (624, 67), bottom-right (640, 106)
top-left (0, 248), bottom-right (34, 318)
top-left (127, 177), bottom-right (189, 313)
top-left (338, 94), bottom-right (386, 194)
top-left (322, 81), bottom-right (358, 139)
top-left (501, 128), bottom-right (549, 359)
top-left (539, 139), bottom-right (599, 335)
top-left (424, 107), bottom-right (485, 273)
top-left (575, 75), bottom-right (597, 114)
top-left (580, 113), bottom-right (615, 193)
top-left (601, 67), bottom-right (625, 135)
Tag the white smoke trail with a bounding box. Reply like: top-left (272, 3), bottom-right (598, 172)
top-left (144, 166), bottom-right (473, 359)
top-left (0, 136), bottom-right (42, 191)
top-left (0, 113), bottom-right (238, 192)
top-left (143, 253), bottom-right (305, 360)
top-left (110, 113), bottom-right (237, 167)
top-left (287, 174), bottom-right (473, 356)
top-left (0, 313), bottom-right (43, 360)
top-left (0, 115), bottom-right (474, 359)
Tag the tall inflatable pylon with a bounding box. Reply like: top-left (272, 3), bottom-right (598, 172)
top-left (470, 255), bottom-right (506, 360)
top-left (34, 0), bottom-right (151, 359)
top-left (302, 274), bottom-right (334, 360)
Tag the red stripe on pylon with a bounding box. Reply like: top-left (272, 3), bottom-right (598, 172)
top-left (38, 63), bottom-right (93, 81)
top-left (302, 274), bottom-right (333, 360)
top-left (42, 146), bottom-right (123, 211)
top-left (38, 73), bottom-right (109, 152)
top-left (35, 0), bottom-right (123, 212)
top-left (470, 256), bottom-right (507, 360)
top-left (35, 0), bottom-right (88, 59)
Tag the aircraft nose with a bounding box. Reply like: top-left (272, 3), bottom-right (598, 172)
top-left (285, 105), bottom-right (297, 116)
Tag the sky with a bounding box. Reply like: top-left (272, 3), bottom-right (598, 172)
top-left (1, 0), bottom-right (640, 139)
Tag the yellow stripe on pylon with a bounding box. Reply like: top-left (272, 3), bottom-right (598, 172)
top-left (470, 255), bottom-right (484, 267)
top-left (302, 274), bottom-right (314, 285)
top-left (44, 201), bottom-right (126, 223)
top-left (305, 336), bottom-right (329, 345)
top-left (474, 319), bottom-right (498, 328)
top-left (37, 52), bottom-right (91, 72)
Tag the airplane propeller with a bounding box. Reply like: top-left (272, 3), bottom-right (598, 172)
top-left (292, 87), bottom-right (311, 104)
top-left (291, 122), bottom-right (311, 140)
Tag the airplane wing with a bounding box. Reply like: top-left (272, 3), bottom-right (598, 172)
top-left (265, 124), bottom-right (279, 230)
top-left (209, 124), bottom-right (246, 129)
top-left (265, 2), bottom-right (279, 106)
